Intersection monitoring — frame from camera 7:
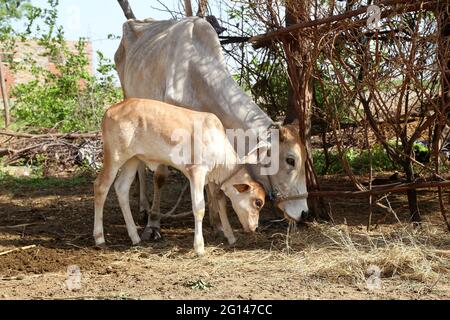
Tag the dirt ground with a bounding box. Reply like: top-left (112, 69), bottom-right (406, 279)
top-left (0, 170), bottom-right (449, 300)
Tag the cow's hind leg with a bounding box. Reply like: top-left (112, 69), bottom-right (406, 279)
top-left (114, 157), bottom-right (141, 245)
top-left (141, 164), bottom-right (168, 241)
top-left (93, 157), bottom-right (121, 247)
top-left (137, 162), bottom-right (150, 224)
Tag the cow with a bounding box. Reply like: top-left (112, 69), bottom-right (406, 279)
top-left (94, 98), bottom-right (266, 256)
top-left (114, 17), bottom-right (308, 242)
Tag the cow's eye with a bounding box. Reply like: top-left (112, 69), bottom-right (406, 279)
top-left (286, 157), bottom-right (295, 167)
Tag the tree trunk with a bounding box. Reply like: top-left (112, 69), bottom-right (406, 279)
top-left (432, 1), bottom-right (450, 229)
top-left (432, 2), bottom-right (450, 165)
top-left (283, 0), bottom-right (329, 220)
top-left (0, 55), bottom-right (10, 128)
top-left (437, 1), bottom-right (449, 113)
top-left (403, 158), bottom-right (421, 223)
top-left (284, 3), bottom-right (299, 125)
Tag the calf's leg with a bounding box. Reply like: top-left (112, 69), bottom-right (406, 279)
top-left (189, 167), bottom-right (207, 256)
top-left (93, 157), bottom-right (121, 247)
top-left (114, 157), bottom-right (141, 245)
top-left (216, 190), bottom-right (236, 245)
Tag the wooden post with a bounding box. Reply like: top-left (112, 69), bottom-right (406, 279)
top-left (0, 53), bottom-right (11, 128)
top-left (196, 0), bottom-right (208, 17)
top-left (184, 0), bottom-right (193, 17)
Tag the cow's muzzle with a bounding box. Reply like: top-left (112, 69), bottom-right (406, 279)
top-left (284, 210), bottom-right (309, 222)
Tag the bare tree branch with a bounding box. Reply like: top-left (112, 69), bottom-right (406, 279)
top-left (249, 0), bottom-right (437, 48)
top-left (117, 0), bottom-right (136, 20)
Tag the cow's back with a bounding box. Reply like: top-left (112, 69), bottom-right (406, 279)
top-left (115, 17), bottom-right (273, 132)
top-left (115, 17), bottom-right (224, 109)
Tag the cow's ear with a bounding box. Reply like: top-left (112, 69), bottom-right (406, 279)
top-left (233, 184), bottom-right (251, 193)
top-left (270, 122), bottom-right (289, 142)
top-left (279, 126), bottom-right (289, 142)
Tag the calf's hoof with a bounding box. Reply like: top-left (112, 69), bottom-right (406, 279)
top-left (131, 239), bottom-right (142, 246)
top-left (227, 236), bottom-right (237, 246)
top-left (194, 239), bottom-right (205, 256)
top-left (195, 248), bottom-right (205, 257)
top-left (94, 242), bottom-right (107, 250)
top-left (141, 226), bottom-right (162, 241)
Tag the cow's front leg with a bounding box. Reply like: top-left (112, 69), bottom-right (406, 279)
top-left (206, 184), bottom-right (224, 237)
top-left (141, 165), bottom-right (168, 241)
top-left (189, 168), bottom-right (207, 256)
top-left (216, 190), bottom-right (236, 245)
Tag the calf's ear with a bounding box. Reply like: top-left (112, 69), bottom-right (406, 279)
top-left (233, 184), bottom-right (251, 193)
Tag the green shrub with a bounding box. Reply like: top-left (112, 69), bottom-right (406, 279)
top-left (6, 0), bottom-right (122, 133)
top-left (0, 170), bottom-right (89, 191)
top-left (313, 144), bottom-right (399, 175)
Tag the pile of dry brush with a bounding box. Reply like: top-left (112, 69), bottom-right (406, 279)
top-left (0, 131), bottom-right (102, 174)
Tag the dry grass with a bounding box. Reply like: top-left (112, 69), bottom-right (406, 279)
top-left (108, 218), bottom-right (449, 296)
top-left (284, 222), bottom-right (450, 287)
top-left (1, 173), bottom-right (449, 299)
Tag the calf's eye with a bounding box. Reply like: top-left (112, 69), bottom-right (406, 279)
top-left (255, 199), bottom-right (263, 209)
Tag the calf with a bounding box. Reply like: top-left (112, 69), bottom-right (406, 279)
top-left (94, 98), bottom-right (265, 256)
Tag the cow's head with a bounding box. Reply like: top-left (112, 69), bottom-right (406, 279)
top-left (253, 122), bottom-right (309, 222)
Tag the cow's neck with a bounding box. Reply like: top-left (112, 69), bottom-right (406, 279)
top-left (192, 61), bottom-right (273, 133)
top-left (193, 66), bottom-right (275, 190)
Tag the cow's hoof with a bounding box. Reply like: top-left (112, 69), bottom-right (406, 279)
top-left (211, 227), bottom-right (225, 240)
top-left (211, 231), bottom-right (221, 240)
top-left (139, 210), bottom-right (149, 226)
top-left (141, 226), bottom-right (162, 241)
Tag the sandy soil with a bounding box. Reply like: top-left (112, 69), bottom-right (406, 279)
top-left (0, 171), bottom-right (449, 300)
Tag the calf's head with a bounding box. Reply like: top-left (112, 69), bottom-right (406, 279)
top-left (221, 170), bottom-right (265, 232)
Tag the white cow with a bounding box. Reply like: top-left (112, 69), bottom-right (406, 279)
top-left (94, 98), bottom-right (266, 255)
top-left (114, 17), bottom-right (308, 240)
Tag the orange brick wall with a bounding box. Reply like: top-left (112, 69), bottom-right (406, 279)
top-left (0, 40), bottom-right (93, 100)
